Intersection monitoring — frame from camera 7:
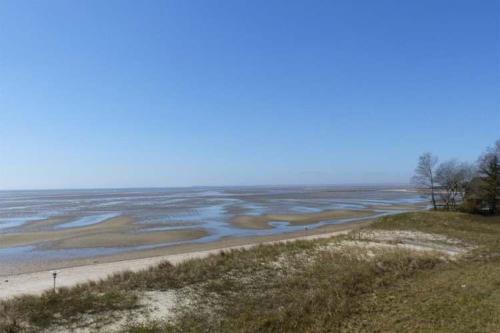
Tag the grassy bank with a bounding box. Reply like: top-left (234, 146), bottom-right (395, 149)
top-left (1, 211), bottom-right (499, 332)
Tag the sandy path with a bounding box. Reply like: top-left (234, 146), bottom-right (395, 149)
top-left (0, 230), bottom-right (351, 299)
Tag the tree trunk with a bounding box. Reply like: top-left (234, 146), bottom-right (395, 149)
top-left (430, 176), bottom-right (437, 210)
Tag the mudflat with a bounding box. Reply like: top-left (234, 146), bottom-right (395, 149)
top-left (0, 186), bottom-right (427, 275)
top-left (0, 217), bottom-right (207, 249)
top-left (231, 209), bottom-right (376, 229)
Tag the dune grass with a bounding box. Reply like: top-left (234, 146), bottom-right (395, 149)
top-left (0, 211), bottom-right (499, 332)
top-left (0, 286), bottom-right (138, 332)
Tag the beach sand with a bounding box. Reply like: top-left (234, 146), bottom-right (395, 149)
top-left (0, 219), bottom-right (371, 299)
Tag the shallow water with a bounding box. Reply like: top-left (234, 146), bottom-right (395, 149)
top-left (0, 186), bottom-right (427, 267)
top-left (55, 213), bottom-right (121, 229)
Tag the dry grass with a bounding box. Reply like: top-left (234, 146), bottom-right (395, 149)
top-left (0, 286), bottom-right (138, 332)
top-left (158, 249), bottom-right (443, 333)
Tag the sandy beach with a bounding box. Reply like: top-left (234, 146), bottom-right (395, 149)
top-left (0, 220), bottom-right (370, 299)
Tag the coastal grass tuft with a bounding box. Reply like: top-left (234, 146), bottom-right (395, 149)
top-left (0, 285), bottom-right (138, 331)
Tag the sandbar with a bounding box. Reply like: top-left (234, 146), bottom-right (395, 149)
top-left (231, 209), bottom-right (376, 229)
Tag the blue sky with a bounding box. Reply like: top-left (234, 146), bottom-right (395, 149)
top-left (0, 1), bottom-right (499, 189)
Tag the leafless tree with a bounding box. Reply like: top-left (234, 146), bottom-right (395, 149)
top-left (412, 153), bottom-right (438, 209)
top-left (477, 140), bottom-right (500, 214)
top-left (435, 160), bottom-right (475, 210)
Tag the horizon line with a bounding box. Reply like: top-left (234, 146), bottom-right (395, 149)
top-left (0, 182), bottom-right (412, 192)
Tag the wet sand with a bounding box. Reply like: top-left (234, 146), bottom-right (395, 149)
top-left (0, 217), bottom-right (206, 249)
top-left (232, 209), bottom-right (375, 229)
top-left (50, 228), bottom-right (208, 249)
top-left (0, 220), bottom-right (371, 299)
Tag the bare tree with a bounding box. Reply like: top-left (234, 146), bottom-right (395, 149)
top-left (435, 160), bottom-right (475, 210)
top-left (458, 162), bottom-right (476, 201)
top-left (477, 140), bottom-right (500, 214)
top-left (412, 153), bottom-right (438, 209)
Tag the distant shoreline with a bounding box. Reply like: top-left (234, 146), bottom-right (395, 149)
top-left (0, 184), bottom-right (413, 192)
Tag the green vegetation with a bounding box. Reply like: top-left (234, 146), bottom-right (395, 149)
top-left (1, 211), bottom-right (500, 332)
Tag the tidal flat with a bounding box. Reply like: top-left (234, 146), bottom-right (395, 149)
top-left (0, 186), bottom-right (426, 274)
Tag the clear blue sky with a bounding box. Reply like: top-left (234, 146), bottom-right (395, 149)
top-left (0, 1), bottom-right (499, 189)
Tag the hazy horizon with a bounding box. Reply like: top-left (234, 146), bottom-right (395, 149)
top-left (0, 182), bottom-right (411, 192)
top-left (1, 1), bottom-right (499, 189)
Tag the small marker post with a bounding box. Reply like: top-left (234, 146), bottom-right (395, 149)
top-left (52, 271), bottom-right (58, 292)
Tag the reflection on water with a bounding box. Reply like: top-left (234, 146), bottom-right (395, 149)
top-left (0, 216), bottom-right (47, 230)
top-left (55, 213), bottom-right (120, 229)
top-left (0, 186), bottom-right (427, 265)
